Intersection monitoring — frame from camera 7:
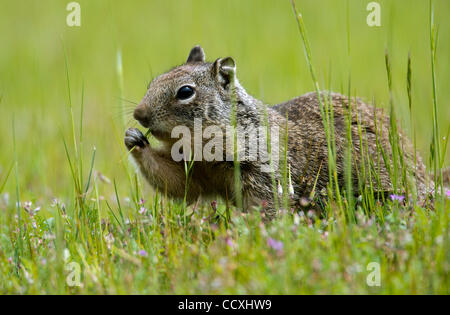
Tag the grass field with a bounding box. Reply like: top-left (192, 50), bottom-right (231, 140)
top-left (0, 0), bottom-right (449, 294)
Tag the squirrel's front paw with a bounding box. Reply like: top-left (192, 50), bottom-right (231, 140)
top-left (124, 128), bottom-right (149, 151)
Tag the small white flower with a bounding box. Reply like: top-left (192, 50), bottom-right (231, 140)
top-left (277, 181), bottom-right (283, 196)
top-left (2, 193), bottom-right (9, 205)
top-left (50, 198), bottom-right (59, 207)
top-left (63, 248), bottom-right (71, 262)
top-left (288, 184), bottom-right (294, 198)
top-left (293, 213), bottom-right (300, 225)
top-left (288, 164), bottom-right (294, 198)
top-left (104, 233), bottom-right (115, 250)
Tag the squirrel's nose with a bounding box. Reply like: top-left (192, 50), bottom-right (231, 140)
top-left (133, 104), bottom-right (151, 128)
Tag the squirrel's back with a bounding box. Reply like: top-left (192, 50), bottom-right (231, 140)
top-left (272, 91), bottom-right (428, 199)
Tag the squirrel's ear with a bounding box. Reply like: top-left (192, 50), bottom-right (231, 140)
top-left (213, 57), bottom-right (236, 89)
top-left (186, 45), bottom-right (205, 63)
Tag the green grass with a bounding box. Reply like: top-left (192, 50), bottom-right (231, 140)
top-left (0, 0), bottom-right (449, 294)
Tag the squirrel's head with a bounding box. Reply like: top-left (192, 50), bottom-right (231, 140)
top-left (134, 45), bottom-right (250, 141)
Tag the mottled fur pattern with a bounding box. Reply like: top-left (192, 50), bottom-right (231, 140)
top-left (125, 46), bottom-right (430, 219)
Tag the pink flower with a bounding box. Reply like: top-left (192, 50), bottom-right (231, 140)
top-left (225, 237), bottom-right (234, 248)
top-left (138, 207), bottom-right (147, 215)
top-left (138, 250), bottom-right (148, 257)
top-left (390, 194), bottom-right (405, 202)
top-left (267, 237), bottom-right (284, 254)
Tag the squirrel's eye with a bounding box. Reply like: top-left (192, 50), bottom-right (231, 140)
top-left (176, 85), bottom-right (195, 100)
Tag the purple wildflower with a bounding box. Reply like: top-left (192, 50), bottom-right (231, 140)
top-left (24, 201), bottom-right (32, 210)
top-left (390, 194), bottom-right (405, 202)
top-left (446, 190), bottom-right (450, 198)
top-left (138, 206), bottom-right (147, 215)
top-left (225, 236), bottom-right (234, 248)
top-left (267, 237), bottom-right (284, 253)
top-left (139, 198), bottom-right (145, 205)
top-left (138, 250), bottom-right (148, 257)
top-left (30, 206), bottom-right (40, 217)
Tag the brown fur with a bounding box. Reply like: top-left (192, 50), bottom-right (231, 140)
top-left (125, 46), bottom-right (430, 219)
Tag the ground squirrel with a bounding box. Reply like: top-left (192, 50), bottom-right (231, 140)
top-left (125, 45), bottom-right (431, 218)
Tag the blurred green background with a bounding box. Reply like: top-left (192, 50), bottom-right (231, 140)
top-left (0, 0), bottom-right (449, 200)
